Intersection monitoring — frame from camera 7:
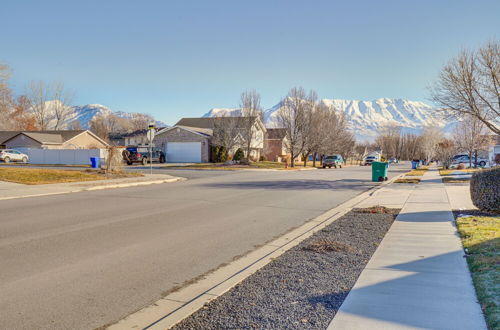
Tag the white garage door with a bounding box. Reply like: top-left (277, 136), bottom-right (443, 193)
top-left (166, 142), bottom-right (202, 163)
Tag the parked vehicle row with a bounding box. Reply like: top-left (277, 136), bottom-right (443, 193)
top-left (0, 149), bottom-right (29, 163)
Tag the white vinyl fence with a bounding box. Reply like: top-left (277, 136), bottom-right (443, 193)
top-left (15, 148), bottom-right (108, 165)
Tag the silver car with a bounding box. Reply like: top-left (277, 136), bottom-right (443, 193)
top-left (0, 149), bottom-right (29, 163)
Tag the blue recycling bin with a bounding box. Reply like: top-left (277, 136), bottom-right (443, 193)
top-left (411, 160), bottom-right (419, 169)
top-left (90, 157), bottom-right (100, 168)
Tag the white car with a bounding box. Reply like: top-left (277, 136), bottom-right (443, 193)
top-left (0, 149), bottom-right (29, 163)
top-left (451, 154), bottom-right (488, 167)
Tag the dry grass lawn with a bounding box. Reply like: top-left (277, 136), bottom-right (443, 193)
top-left (405, 169), bottom-right (428, 176)
top-left (439, 168), bottom-right (482, 176)
top-left (0, 168), bottom-right (138, 185)
top-left (456, 215), bottom-right (499, 329)
top-left (394, 177), bottom-right (421, 184)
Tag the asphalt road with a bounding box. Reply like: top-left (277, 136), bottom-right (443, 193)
top-left (0, 164), bottom-right (407, 329)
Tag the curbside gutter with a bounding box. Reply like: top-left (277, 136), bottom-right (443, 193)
top-left (108, 172), bottom-right (404, 330)
top-left (0, 177), bottom-right (186, 201)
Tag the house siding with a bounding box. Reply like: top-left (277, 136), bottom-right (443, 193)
top-left (264, 139), bottom-right (285, 161)
top-left (154, 128), bottom-right (210, 162)
top-left (63, 132), bottom-right (108, 149)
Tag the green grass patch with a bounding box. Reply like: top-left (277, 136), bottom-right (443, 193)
top-left (456, 215), bottom-right (500, 329)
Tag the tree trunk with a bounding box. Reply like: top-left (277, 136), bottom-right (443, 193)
top-left (290, 152), bottom-right (295, 167)
top-left (312, 152), bottom-right (317, 167)
top-left (303, 152), bottom-right (309, 167)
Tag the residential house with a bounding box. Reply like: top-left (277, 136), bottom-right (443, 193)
top-left (154, 125), bottom-right (212, 163)
top-left (109, 127), bottom-right (166, 146)
top-left (263, 128), bottom-right (290, 161)
top-left (153, 117), bottom-right (266, 163)
top-left (0, 130), bottom-right (108, 150)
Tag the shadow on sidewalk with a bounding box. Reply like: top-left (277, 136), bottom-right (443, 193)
top-left (396, 210), bottom-right (454, 223)
top-left (315, 250), bottom-right (485, 329)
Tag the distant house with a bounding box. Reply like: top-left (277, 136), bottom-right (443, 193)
top-left (263, 128), bottom-right (289, 161)
top-left (154, 117), bottom-right (266, 163)
top-left (109, 127), bottom-right (166, 147)
top-left (0, 130), bottom-right (108, 150)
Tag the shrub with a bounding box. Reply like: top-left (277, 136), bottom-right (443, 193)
top-left (457, 163), bottom-right (466, 169)
top-left (259, 155), bottom-right (266, 161)
top-left (232, 148), bottom-right (244, 161)
top-left (470, 167), bottom-right (500, 213)
top-left (211, 145), bottom-right (228, 163)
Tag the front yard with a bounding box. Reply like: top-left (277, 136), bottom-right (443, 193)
top-left (0, 168), bottom-right (141, 185)
top-left (455, 212), bottom-right (499, 329)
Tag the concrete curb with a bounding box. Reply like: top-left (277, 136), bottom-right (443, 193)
top-left (0, 177), bottom-right (186, 201)
top-left (108, 173), bottom-right (404, 330)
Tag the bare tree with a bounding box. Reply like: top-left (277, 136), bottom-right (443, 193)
top-left (0, 64), bottom-right (13, 129)
top-left (430, 40), bottom-right (500, 135)
top-left (375, 125), bottom-right (402, 159)
top-left (435, 139), bottom-right (456, 169)
top-left (211, 115), bottom-right (241, 157)
top-left (26, 81), bottom-right (52, 130)
top-left (239, 90), bottom-right (263, 161)
top-left (51, 82), bottom-right (74, 130)
top-left (420, 125), bottom-right (443, 163)
top-left (453, 116), bottom-right (490, 167)
top-left (277, 87), bottom-right (311, 167)
top-left (11, 95), bottom-right (37, 130)
top-left (89, 114), bottom-right (128, 141)
top-left (130, 113), bottom-right (155, 131)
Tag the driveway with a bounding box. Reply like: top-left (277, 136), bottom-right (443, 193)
top-left (0, 164), bottom-right (406, 329)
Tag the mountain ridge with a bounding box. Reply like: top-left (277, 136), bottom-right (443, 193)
top-left (203, 98), bottom-right (450, 141)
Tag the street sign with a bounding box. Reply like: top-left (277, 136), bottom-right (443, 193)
top-left (147, 127), bottom-right (155, 141)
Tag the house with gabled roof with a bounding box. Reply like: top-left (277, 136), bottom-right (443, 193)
top-left (0, 130), bottom-right (108, 150)
top-left (154, 116), bottom-right (266, 163)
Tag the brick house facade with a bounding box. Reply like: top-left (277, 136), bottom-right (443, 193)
top-left (153, 126), bottom-right (211, 162)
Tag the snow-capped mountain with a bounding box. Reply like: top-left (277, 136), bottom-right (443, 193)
top-left (30, 102), bottom-right (166, 130)
top-left (204, 98), bottom-right (450, 141)
top-left (202, 108), bottom-right (242, 118)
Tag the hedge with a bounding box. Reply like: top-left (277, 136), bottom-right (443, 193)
top-left (470, 167), bottom-right (500, 213)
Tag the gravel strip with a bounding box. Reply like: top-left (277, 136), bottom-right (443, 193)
top-left (173, 209), bottom-right (398, 330)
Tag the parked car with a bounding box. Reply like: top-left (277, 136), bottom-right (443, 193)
top-left (451, 154), bottom-right (488, 167)
top-left (123, 147), bottom-right (166, 165)
top-left (388, 157), bottom-right (399, 164)
top-left (363, 155), bottom-right (379, 166)
top-left (323, 155), bottom-right (343, 168)
top-left (0, 149), bottom-right (29, 163)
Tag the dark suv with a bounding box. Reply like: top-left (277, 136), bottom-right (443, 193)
top-left (123, 147), bottom-right (166, 165)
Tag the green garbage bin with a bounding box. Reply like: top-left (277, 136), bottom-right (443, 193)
top-left (372, 161), bottom-right (388, 182)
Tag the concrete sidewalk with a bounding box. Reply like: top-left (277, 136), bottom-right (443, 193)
top-left (328, 168), bottom-right (486, 330)
top-left (0, 174), bottom-right (185, 200)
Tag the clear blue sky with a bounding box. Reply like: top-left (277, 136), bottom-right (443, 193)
top-left (1, 0), bottom-right (498, 125)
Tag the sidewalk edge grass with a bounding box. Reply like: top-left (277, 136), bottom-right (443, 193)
top-left (106, 173), bottom-right (404, 330)
top-left (455, 212), bottom-right (499, 330)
